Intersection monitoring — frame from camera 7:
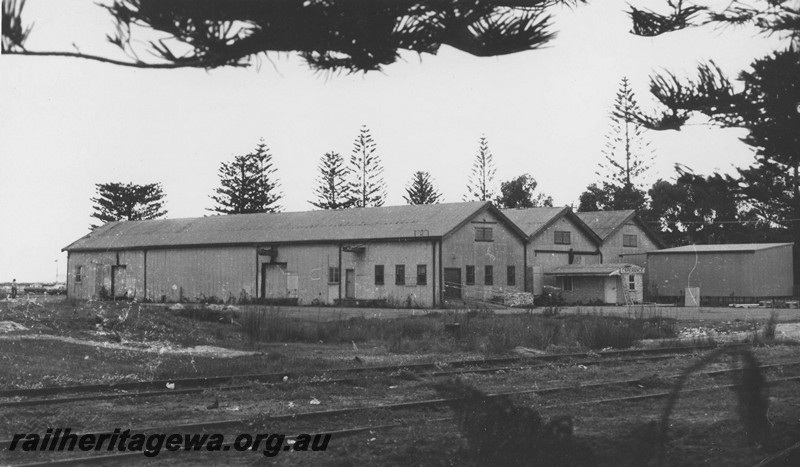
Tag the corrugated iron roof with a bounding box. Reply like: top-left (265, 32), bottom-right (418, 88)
top-left (64, 202), bottom-right (503, 251)
top-left (545, 263), bottom-right (643, 276)
top-left (501, 207), bottom-right (569, 237)
top-left (502, 207), bottom-right (602, 245)
top-left (648, 243), bottom-right (793, 254)
top-left (575, 210), bottom-right (635, 240)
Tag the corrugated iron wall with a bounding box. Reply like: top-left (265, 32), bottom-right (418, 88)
top-left (647, 251), bottom-right (754, 297)
top-left (340, 241), bottom-right (434, 307)
top-left (146, 247), bottom-right (254, 302)
top-left (67, 251), bottom-right (116, 299)
top-left (753, 245), bottom-right (794, 296)
top-left (258, 244), bottom-right (339, 304)
top-left (442, 209), bottom-right (526, 300)
top-left (603, 222), bottom-right (660, 267)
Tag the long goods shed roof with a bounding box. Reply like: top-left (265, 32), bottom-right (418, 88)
top-left (648, 243), bottom-right (793, 254)
top-left (63, 202), bottom-right (518, 251)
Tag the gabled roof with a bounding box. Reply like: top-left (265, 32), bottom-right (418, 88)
top-left (545, 263), bottom-right (644, 276)
top-left (648, 243), bottom-right (793, 254)
top-left (502, 207), bottom-right (601, 245)
top-left (576, 210), bottom-right (665, 248)
top-left (63, 202), bottom-right (527, 252)
top-left (575, 210), bottom-right (635, 239)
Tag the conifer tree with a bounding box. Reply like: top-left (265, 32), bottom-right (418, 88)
top-left (599, 77), bottom-right (654, 191)
top-left (208, 139), bottom-right (282, 214)
top-left (3, 0), bottom-right (579, 72)
top-left (90, 182), bottom-right (167, 229)
top-left (464, 135), bottom-right (497, 202)
top-left (347, 125), bottom-right (386, 208)
top-left (579, 77), bottom-right (653, 212)
top-left (310, 151), bottom-right (353, 209)
top-left (404, 171), bottom-right (442, 205)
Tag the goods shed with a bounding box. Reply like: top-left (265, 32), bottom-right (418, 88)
top-left (502, 207), bottom-right (602, 295)
top-left (646, 243), bottom-right (794, 305)
top-left (62, 202), bottom-right (528, 308)
top-left (576, 210), bottom-right (664, 268)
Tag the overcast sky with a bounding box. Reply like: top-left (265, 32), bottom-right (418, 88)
top-left (0, 1), bottom-right (786, 282)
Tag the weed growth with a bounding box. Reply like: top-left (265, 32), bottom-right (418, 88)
top-left (240, 308), bottom-right (678, 354)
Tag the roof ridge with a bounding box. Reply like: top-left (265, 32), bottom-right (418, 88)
top-left (63, 201), bottom-right (501, 251)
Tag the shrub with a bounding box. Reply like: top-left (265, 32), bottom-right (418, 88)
top-left (98, 286), bottom-right (111, 301)
top-left (763, 311), bottom-right (779, 341)
top-left (575, 316), bottom-right (640, 350)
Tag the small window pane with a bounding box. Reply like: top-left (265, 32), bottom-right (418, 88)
top-left (554, 231), bottom-right (571, 245)
top-left (395, 265), bottom-right (405, 285)
top-left (375, 265), bottom-right (384, 285)
top-left (475, 227), bottom-right (493, 242)
top-left (466, 265), bottom-right (475, 285)
top-left (417, 265), bottom-right (427, 285)
top-left (507, 266), bottom-right (516, 286)
top-left (623, 234), bottom-right (638, 247)
top-left (328, 267), bottom-right (340, 284)
top-left (485, 265), bottom-right (493, 286)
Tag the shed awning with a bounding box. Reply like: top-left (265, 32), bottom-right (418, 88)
top-left (545, 263), bottom-right (643, 277)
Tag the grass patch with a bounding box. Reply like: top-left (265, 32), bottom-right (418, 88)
top-left (240, 307), bottom-right (679, 354)
top-left (242, 307), bottom-right (441, 349)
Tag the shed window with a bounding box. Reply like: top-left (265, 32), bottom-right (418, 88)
top-left (507, 266), bottom-right (516, 286)
top-left (623, 234), bottom-right (638, 247)
top-left (417, 265), bottom-right (427, 285)
top-left (395, 265), bottom-right (406, 285)
top-left (554, 231), bottom-right (571, 245)
top-left (75, 265), bottom-right (84, 283)
top-left (559, 276), bottom-right (573, 291)
top-left (629, 275), bottom-right (636, 291)
top-left (375, 265), bottom-right (384, 285)
top-left (475, 227), bottom-right (493, 242)
top-left (484, 265), bottom-right (494, 286)
top-left (328, 267), bottom-right (340, 284)
top-left (466, 265), bottom-right (475, 285)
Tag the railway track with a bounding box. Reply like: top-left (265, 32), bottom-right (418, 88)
top-left (0, 344), bottom-right (715, 408)
top-left (0, 353), bottom-right (689, 409)
top-left (4, 354), bottom-right (799, 451)
top-left (6, 371), bottom-right (800, 466)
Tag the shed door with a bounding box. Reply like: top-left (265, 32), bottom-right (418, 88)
top-left (112, 265), bottom-right (127, 298)
top-left (261, 263), bottom-right (287, 298)
top-left (604, 277), bottom-right (617, 304)
top-left (444, 268), bottom-right (462, 299)
top-left (345, 269), bottom-right (355, 299)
